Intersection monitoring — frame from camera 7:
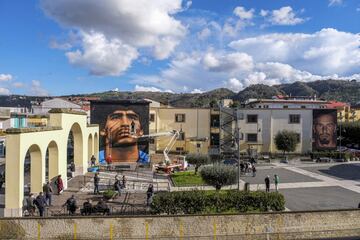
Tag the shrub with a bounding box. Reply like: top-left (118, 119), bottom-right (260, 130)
top-left (103, 189), bottom-right (116, 200)
top-left (151, 190), bottom-right (285, 215)
top-left (186, 154), bottom-right (209, 174)
top-left (200, 164), bottom-right (237, 190)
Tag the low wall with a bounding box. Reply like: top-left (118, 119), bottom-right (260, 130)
top-left (1, 209), bottom-right (360, 239)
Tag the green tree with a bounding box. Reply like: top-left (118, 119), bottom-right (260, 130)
top-left (186, 154), bottom-right (209, 175)
top-left (200, 164), bottom-right (237, 190)
top-left (274, 130), bottom-right (300, 158)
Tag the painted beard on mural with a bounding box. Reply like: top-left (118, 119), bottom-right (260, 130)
top-left (100, 109), bottom-right (144, 162)
top-left (313, 110), bottom-right (337, 149)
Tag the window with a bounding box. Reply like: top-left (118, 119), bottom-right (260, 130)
top-left (210, 133), bottom-right (220, 146)
top-left (264, 105), bottom-right (269, 108)
top-left (301, 106), bottom-right (306, 109)
top-left (149, 113), bottom-right (155, 122)
top-left (247, 114), bottom-right (258, 123)
top-left (196, 143), bottom-right (201, 148)
top-left (210, 114), bottom-right (220, 127)
top-left (258, 105), bottom-right (262, 108)
top-left (149, 138), bottom-right (155, 144)
top-left (175, 114), bottom-right (185, 122)
top-left (247, 133), bottom-right (257, 142)
top-left (178, 132), bottom-right (185, 141)
top-left (176, 147), bottom-right (184, 152)
top-left (283, 105), bottom-right (288, 109)
top-left (289, 114), bottom-right (301, 124)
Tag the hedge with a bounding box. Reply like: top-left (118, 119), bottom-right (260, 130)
top-left (151, 190), bottom-right (285, 215)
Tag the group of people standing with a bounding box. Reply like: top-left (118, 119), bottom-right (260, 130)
top-left (264, 174), bottom-right (280, 192)
top-left (24, 175), bottom-right (64, 217)
top-left (240, 162), bottom-right (257, 177)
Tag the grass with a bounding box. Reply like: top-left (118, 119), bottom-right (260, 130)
top-left (171, 171), bottom-right (205, 187)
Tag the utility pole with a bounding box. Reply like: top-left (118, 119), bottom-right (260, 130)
top-left (236, 114), bottom-right (241, 190)
top-left (339, 112), bottom-right (342, 160)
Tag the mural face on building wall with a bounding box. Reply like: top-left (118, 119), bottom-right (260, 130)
top-left (91, 101), bottom-right (149, 164)
top-left (313, 109), bottom-right (337, 150)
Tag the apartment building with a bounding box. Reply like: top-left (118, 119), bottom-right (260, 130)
top-left (236, 108), bottom-right (313, 155)
top-left (149, 101), bottom-right (220, 155)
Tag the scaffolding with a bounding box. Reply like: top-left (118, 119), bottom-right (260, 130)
top-left (219, 105), bottom-right (238, 159)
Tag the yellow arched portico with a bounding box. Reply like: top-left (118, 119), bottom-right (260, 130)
top-left (4, 109), bottom-right (98, 217)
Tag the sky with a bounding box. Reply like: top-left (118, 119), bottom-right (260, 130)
top-left (0, 0), bottom-right (360, 96)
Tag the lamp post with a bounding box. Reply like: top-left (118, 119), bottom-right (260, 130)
top-left (339, 112), bottom-right (342, 159)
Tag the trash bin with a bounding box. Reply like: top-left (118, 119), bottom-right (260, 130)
top-left (244, 182), bottom-right (250, 192)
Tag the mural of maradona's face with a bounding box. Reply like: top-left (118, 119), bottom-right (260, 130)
top-left (102, 110), bottom-right (143, 146)
top-left (314, 113), bottom-right (336, 148)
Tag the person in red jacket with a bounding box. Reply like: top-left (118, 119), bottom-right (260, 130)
top-left (55, 175), bottom-right (64, 194)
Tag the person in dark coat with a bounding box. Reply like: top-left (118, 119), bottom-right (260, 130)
top-left (63, 195), bottom-right (77, 215)
top-left (34, 192), bottom-right (47, 217)
top-left (146, 184), bottom-right (154, 206)
top-left (94, 173), bottom-right (100, 194)
top-left (265, 175), bottom-right (270, 193)
top-left (82, 199), bottom-right (93, 216)
top-left (252, 165), bottom-right (257, 177)
top-left (0, 172), bottom-right (4, 190)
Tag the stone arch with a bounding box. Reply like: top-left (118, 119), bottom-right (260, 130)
top-left (94, 132), bottom-right (99, 163)
top-left (47, 140), bottom-right (59, 182)
top-left (25, 144), bottom-right (43, 194)
top-left (88, 133), bottom-right (93, 162)
top-left (70, 122), bottom-right (83, 174)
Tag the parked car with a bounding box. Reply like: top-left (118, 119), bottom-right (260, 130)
top-left (315, 157), bottom-right (332, 163)
top-left (222, 159), bottom-right (238, 166)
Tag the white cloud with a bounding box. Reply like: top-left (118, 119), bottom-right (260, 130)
top-left (198, 28), bottom-right (211, 40)
top-left (30, 80), bottom-right (49, 96)
top-left (0, 88), bottom-right (10, 95)
top-left (191, 88), bottom-right (203, 94)
top-left (134, 85), bottom-right (173, 93)
top-left (41, 0), bottom-right (187, 76)
top-left (260, 10), bottom-right (268, 17)
top-left (203, 52), bottom-right (254, 73)
top-left (66, 31), bottom-right (138, 76)
top-left (12, 82), bottom-right (25, 88)
top-left (225, 78), bottom-right (244, 92)
top-left (265, 6), bottom-right (305, 25)
top-left (356, 7), bottom-right (360, 12)
top-left (233, 6), bottom-right (255, 20)
top-left (229, 28), bottom-right (360, 76)
top-left (328, 0), bottom-right (343, 6)
top-left (49, 39), bottom-right (72, 50)
top-left (0, 74), bottom-right (12, 81)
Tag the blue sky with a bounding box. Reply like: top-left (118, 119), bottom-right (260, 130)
top-left (0, 0), bottom-right (359, 96)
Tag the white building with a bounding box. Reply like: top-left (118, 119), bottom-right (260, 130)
top-left (245, 97), bottom-right (328, 109)
top-left (31, 98), bottom-right (82, 115)
top-left (236, 108), bottom-right (313, 155)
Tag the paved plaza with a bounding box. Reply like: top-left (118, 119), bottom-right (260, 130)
top-left (1, 161), bottom-right (360, 216)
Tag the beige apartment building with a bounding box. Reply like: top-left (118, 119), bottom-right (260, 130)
top-left (149, 102), bottom-right (220, 155)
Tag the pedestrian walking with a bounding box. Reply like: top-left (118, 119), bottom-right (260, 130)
top-left (146, 184), bottom-right (154, 206)
top-left (240, 162), bottom-right (244, 174)
top-left (25, 193), bottom-right (36, 216)
top-left (34, 192), bottom-right (47, 217)
top-left (274, 174), bottom-right (280, 192)
top-left (244, 163), bottom-right (248, 173)
top-left (94, 172), bottom-right (100, 194)
top-left (114, 179), bottom-right (122, 196)
top-left (55, 175), bottom-right (64, 195)
top-left (122, 175), bottom-right (126, 189)
top-left (252, 165), bottom-right (257, 177)
top-left (90, 155), bottom-right (96, 167)
top-left (106, 154), bottom-right (113, 170)
top-left (63, 195), bottom-right (77, 215)
top-left (42, 181), bottom-right (53, 206)
top-left (265, 175), bottom-right (270, 193)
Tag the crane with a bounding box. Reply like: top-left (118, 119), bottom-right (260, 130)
top-left (139, 130), bottom-right (188, 173)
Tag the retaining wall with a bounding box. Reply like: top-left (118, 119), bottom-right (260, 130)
top-left (1, 209), bottom-right (360, 239)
